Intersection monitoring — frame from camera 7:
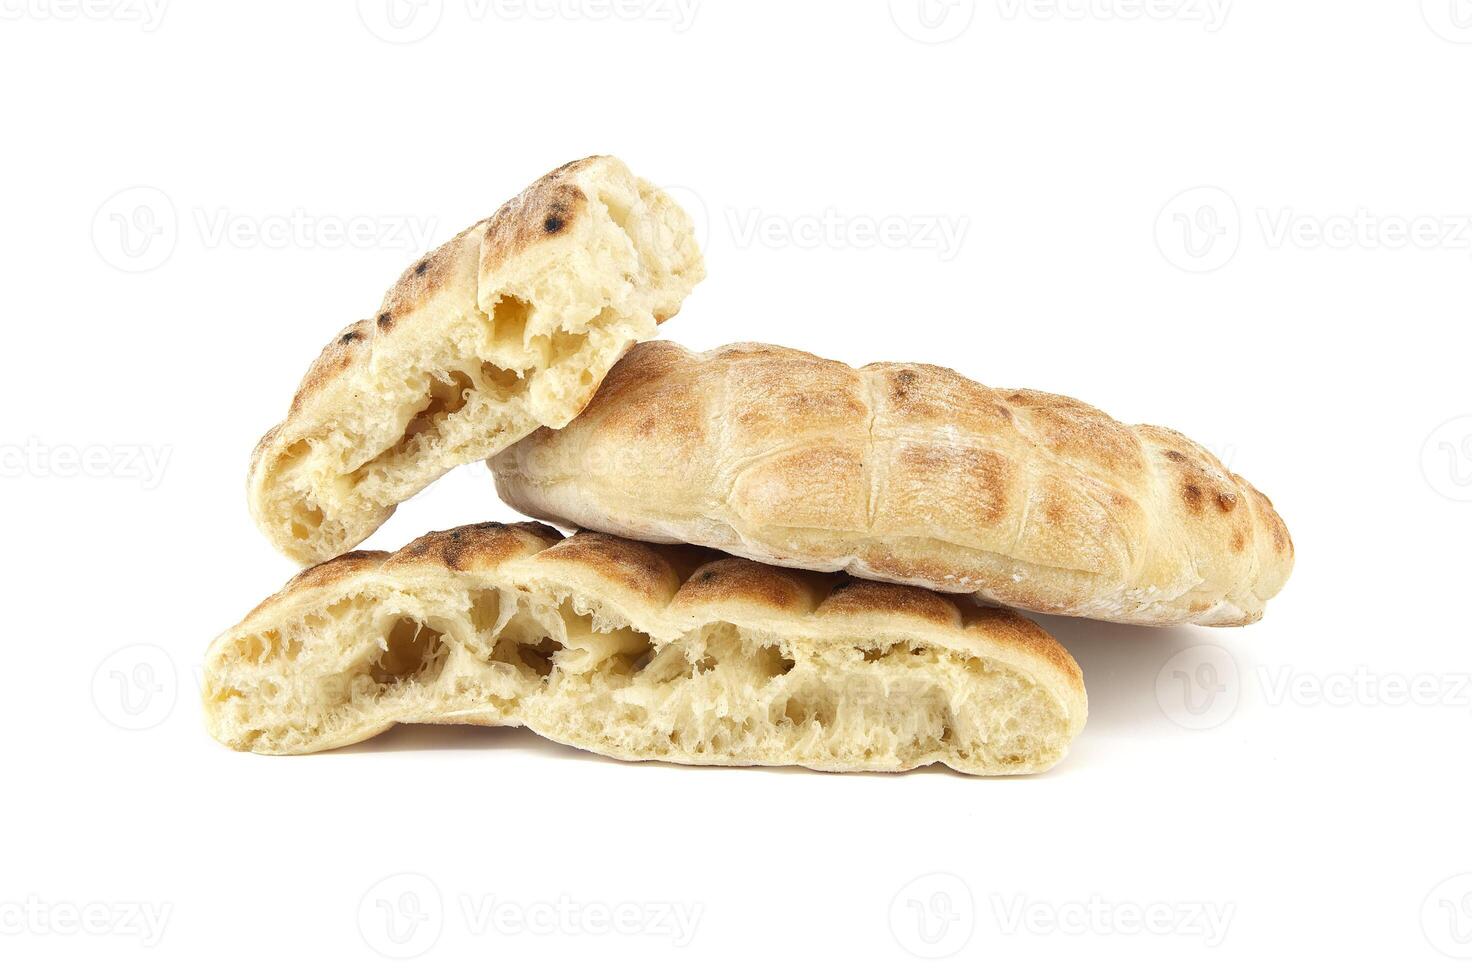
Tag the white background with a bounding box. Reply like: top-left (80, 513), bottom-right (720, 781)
top-left (2, 0), bottom-right (1470, 974)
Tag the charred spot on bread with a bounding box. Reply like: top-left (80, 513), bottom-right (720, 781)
top-left (889, 368), bottom-right (920, 400)
top-left (1183, 482), bottom-right (1205, 513)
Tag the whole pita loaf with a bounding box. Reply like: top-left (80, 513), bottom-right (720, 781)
top-left (491, 341), bottom-right (1293, 626)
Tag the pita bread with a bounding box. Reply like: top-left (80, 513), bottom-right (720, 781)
top-left (203, 522), bottom-right (1086, 775)
top-left (491, 341), bottom-right (1293, 626)
top-left (248, 157), bottom-right (703, 564)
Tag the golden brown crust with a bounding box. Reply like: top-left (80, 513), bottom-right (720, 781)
top-left (287, 320), bottom-right (378, 417)
top-left (492, 341), bottom-right (1295, 626)
top-left (479, 159), bottom-right (595, 271)
top-left (263, 158), bottom-right (612, 448)
top-left (244, 550), bottom-right (389, 620)
top-left (817, 579), bottom-right (962, 629)
top-left (962, 606), bottom-right (1083, 686)
top-left (387, 521), bottom-right (562, 573)
top-left (530, 530), bottom-right (686, 605)
top-left (672, 558), bottom-right (821, 616)
top-left (376, 221), bottom-right (485, 337)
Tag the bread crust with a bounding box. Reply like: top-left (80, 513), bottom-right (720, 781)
top-left (248, 157), bottom-right (704, 565)
top-left (204, 522), bottom-right (1086, 774)
top-left (491, 342), bottom-right (1294, 626)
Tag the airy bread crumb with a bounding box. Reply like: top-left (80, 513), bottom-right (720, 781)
top-left (204, 523), bottom-right (1087, 775)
